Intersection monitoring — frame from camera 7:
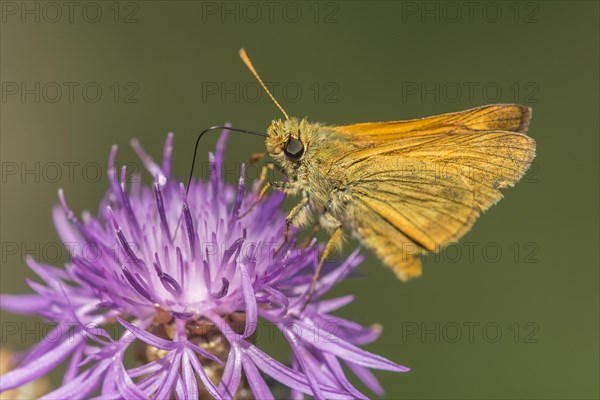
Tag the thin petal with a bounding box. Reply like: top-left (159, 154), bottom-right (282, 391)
top-left (322, 353), bottom-right (368, 400)
top-left (241, 355), bottom-right (274, 400)
top-left (187, 348), bottom-right (227, 400)
top-left (315, 295), bottom-right (354, 313)
top-left (239, 264), bottom-right (257, 338)
top-left (101, 367), bottom-right (118, 397)
top-left (347, 361), bottom-right (385, 396)
top-left (245, 345), bottom-right (353, 399)
top-left (108, 144), bottom-right (122, 201)
top-left (128, 358), bottom-right (169, 378)
top-left (62, 342), bottom-right (86, 384)
top-left (137, 371), bottom-right (168, 396)
top-left (0, 335), bottom-right (84, 391)
top-left (186, 341), bottom-right (224, 365)
top-left (40, 359), bottom-right (110, 399)
top-left (312, 249), bottom-right (363, 299)
top-left (295, 320), bottom-right (408, 372)
top-left (117, 317), bottom-right (175, 350)
top-left (0, 294), bottom-right (50, 314)
top-left (20, 325), bottom-right (78, 366)
top-left (162, 132), bottom-right (174, 177)
top-left (288, 340), bottom-right (325, 400)
top-left (154, 351), bottom-right (181, 400)
top-left (116, 362), bottom-right (149, 400)
top-left (311, 314), bottom-right (382, 346)
top-left (174, 374), bottom-right (185, 400)
top-left (131, 138), bottom-right (166, 186)
top-left (52, 205), bottom-right (84, 258)
top-left (218, 346), bottom-right (242, 399)
top-left (181, 350), bottom-right (199, 400)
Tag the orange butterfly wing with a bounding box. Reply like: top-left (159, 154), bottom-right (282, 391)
top-left (330, 105), bottom-right (536, 280)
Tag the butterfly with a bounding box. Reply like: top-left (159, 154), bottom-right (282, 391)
top-left (189, 49), bottom-right (536, 307)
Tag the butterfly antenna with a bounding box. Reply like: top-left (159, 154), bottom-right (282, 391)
top-left (239, 48), bottom-right (290, 120)
top-left (186, 125), bottom-right (265, 195)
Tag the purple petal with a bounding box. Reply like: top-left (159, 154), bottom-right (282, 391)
top-left (0, 294), bottom-right (50, 314)
top-left (174, 375), bottom-right (185, 400)
top-left (292, 344), bottom-right (340, 389)
top-left (291, 388), bottom-right (304, 400)
top-left (116, 317), bottom-right (176, 350)
top-left (181, 350), bottom-right (199, 400)
top-left (121, 267), bottom-right (154, 302)
top-left (179, 184), bottom-right (197, 260)
top-left (288, 340), bottom-right (326, 400)
top-left (286, 249), bottom-right (362, 301)
top-left (347, 361), bottom-right (385, 396)
top-left (101, 367), bottom-right (118, 397)
top-left (291, 359), bottom-right (304, 400)
top-left (295, 320), bottom-right (408, 372)
top-left (0, 334), bottom-right (85, 391)
top-left (186, 341), bottom-right (224, 365)
top-left (137, 370), bottom-right (168, 395)
top-left (162, 132), bottom-right (174, 177)
top-left (93, 392), bottom-right (122, 400)
top-left (171, 311), bottom-right (194, 320)
top-left (20, 325), bottom-right (77, 366)
top-left (231, 164), bottom-right (246, 221)
top-left (52, 205), bottom-right (84, 258)
top-left (322, 353), bottom-right (368, 400)
top-left (26, 257), bottom-right (70, 286)
top-left (119, 170), bottom-right (142, 239)
top-left (128, 358), bottom-right (169, 378)
top-left (241, 355), bottom-right (274, 400)
top-left (239, 264), bottom-right (257, 338)
top-left (108, 144), bottom-right (121, 201)
top-left (213, 125), bottom-right (230, 183)
top-left (311, 314), bottom-right (382, 346)
top-left (187, 348), bottom-right (227, 400)
top-left (211, 277), bottom-right (229, 299)
top-left (311, 249), bottom-right (363, 299)
top-left (315, 295), bottom-right (354, 313)
top-left (62, 342), bottom-right (86, 384)
top-left (131, 138), bottom-right (166, 185)
top-left (159, 272), bottom-right (182, 296)
top-left (154, 351), bottom-right (181, 400)
top-left (218, 346), bottom-right (242, 399)
top-left (261, 286), bottom-right (289, 316)
top-left (153, 179), bottom-right (172, 241)
top-left (39, 359), bottom-right (110, 400)
top-left (244, 344), bottom-right (354, 399)
top-left (115, 362), bottom-right (148, 400)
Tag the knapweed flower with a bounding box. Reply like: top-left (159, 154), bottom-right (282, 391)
top-left (0, 129), bottom-right (408, 399)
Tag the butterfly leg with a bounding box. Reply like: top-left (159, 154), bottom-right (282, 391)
top-left (240, 163), bottom-right (289, 219)
top-left (301, 225), bottom-right (343, 312)
top-left (275, 197), bottom-right (309, 255)
top-left (239, 180), bottom-right (283, 218)
top-left (250, 162), bottom-right (281, 195)
top-left (249, 152), bottom-right (266, 164)
top-left (299, 223), bottom-right (321, 249)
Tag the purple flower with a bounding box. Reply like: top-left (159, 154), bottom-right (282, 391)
top-left (0, 129), bottom-right (408, 399)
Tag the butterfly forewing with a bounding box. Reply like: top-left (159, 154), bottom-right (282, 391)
top-left (329, 105), bottom-right (536, 280)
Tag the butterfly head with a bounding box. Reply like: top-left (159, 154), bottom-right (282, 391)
top-left (266, 117), bottom-right (313, 170)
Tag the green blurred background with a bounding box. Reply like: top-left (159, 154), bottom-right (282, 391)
top-left (1, 1), bottom-right (598, 398)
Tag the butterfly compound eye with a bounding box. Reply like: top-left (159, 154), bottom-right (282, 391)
top-left (283, 137), bottom-right (305, 160)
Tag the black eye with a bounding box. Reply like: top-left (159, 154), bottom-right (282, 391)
top-left (283, 137), bottom-right (304, 160)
